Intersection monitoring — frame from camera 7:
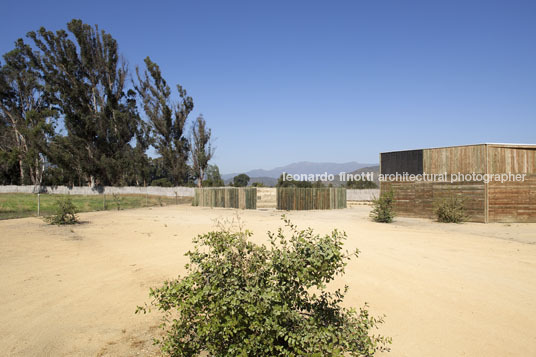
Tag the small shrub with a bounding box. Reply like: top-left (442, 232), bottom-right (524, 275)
top-left (137, 217), bottom-right (391, 356)
top-left (435, 196), bottom-right (466, 223)
top-left (46, 196), bottom-right (79, 225)
top-left (370, 188), bottom-right (395, 223)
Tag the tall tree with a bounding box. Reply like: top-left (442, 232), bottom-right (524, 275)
top-left (190, 114), bottom-right (214, 187)
top-left (135, 57), bottom-right (193, 186)
top-left (27, 19), bottom-right (143, 186)
top-left (203, 164), bottom-right (224, 187)
top-left (0, 39), bottom-right (56, 186)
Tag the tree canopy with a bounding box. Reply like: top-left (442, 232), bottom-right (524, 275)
top-left (0, 19), bottom-right (214, 187)
top-left (232, 173), bottom-right (250, 187)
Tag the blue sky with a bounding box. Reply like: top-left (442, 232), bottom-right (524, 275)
top-left (1, 0), bottom-right (535, 173)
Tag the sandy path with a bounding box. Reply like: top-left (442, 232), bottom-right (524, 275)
top-left (0, 205), bottom-right (535, 356)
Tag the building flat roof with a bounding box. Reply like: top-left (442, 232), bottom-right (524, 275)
top-left (380, 143), bottom-right (536, 154)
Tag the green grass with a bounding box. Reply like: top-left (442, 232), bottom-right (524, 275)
top-left (0, 193), bottom-right (193, 220)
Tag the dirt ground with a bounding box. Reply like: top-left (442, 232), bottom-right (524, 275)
top-left (0, 205), bottom-right (535, 357)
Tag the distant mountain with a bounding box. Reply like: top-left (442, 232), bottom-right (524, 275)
top-left (222, 161), bottom-right (375, 181)
top-left (333, 165), bottom-right (380, 186)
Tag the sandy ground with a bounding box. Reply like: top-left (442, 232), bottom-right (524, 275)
top-left (0, 205), bottom-right (535, 357)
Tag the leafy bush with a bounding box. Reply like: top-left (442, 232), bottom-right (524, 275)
top-left (370, 188), bottom-right (395, 223)
top-left (137, 217), bottom-right (390, 356)
top-left (435, 196), bottom-right (466, 223)
top-left (46, 196), bottom-right (79, 225)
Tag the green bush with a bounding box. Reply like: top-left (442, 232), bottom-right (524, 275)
top-left (137, 217), bottom-right (390, 356)
top-left (370, 188), bottom-right (395, 223)
top-left (435, 196), bottom-right (466, 223)
top-left (45, 196), bottom-right (79, 225)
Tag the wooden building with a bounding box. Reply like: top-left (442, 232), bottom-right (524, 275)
top-left (380, 144), bottom-right (536, 223)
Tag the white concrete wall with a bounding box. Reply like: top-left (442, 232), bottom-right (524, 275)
top-left (0, 186), bottom-right (376, 201)
top-left (346, 189), bottom-right (379, 201)
top-left (0, 185), bottom-right (194, 197)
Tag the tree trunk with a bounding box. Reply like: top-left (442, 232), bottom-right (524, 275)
top-left (197, 168), bottom-right (204, 188)
top-left (19, 158), bottom-right (25, 185)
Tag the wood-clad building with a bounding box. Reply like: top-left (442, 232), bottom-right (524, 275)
top-left (380, 144), bottom-right (536, 223)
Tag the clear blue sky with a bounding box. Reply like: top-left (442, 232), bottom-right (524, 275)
top-left (1, 0), bottom-right (535, 174)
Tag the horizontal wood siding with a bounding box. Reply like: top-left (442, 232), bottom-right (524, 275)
top-left (488, 174), bottom-right (536, 222)
top-left (276, 188), bottom-right (346, 210)
top-left (193, 188), bottom-right (257, 209)
top-left (381, 180), bottom-right (486, 222)
top-left (381, 144), bottom-right (536, 222)
top-left (423, 145), bottom-right (486, 174)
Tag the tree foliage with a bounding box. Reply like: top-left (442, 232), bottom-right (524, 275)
top-left (232, 173), bottom-right (250, 187)
top-left (136, 57), bottom-right (193, 186)
top-left (0, 39), bottom-right (56, 185)
top-left (190, 114), bottom-right (213, 187)
top-left (203, 164), bottom-right (224, 187)
top-left (0, 19), bottom-right (214, 188)
top-left (138, 217), bottom-right (391, 356)
top-left (276, 174), bottom-right (313, 188)
top-left (27, 19), bottom-right (144, 186)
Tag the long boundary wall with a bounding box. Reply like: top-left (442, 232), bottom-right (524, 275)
top-left (0, 186), bottom-right (377, 208)
top-left (0, 185), bottom-right (194, 197)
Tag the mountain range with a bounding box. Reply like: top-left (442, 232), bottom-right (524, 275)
top-left (222, 161), bottom-right (377, 186)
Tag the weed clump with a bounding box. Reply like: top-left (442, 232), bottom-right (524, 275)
top-left (46, 196), bottom-right (79, 225)
top-left (435, 196), bottom-right (466, 223)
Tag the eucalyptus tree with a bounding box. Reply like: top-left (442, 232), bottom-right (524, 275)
top-left (190, 114), bottom-right (214, 187)
top-left (203, 164), bottom-right (224, 187)
top-left (27, 19), bottom-right (143, 186)
top-left (0, 39), bottom-right (56, 185)
top-left (135, 57), bottom-right (193, 186)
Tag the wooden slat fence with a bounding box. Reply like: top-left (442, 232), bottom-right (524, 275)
top-left (193, 188), bottom-right (257, 209)
top-left (277, 188), bottom-right (347, 210)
